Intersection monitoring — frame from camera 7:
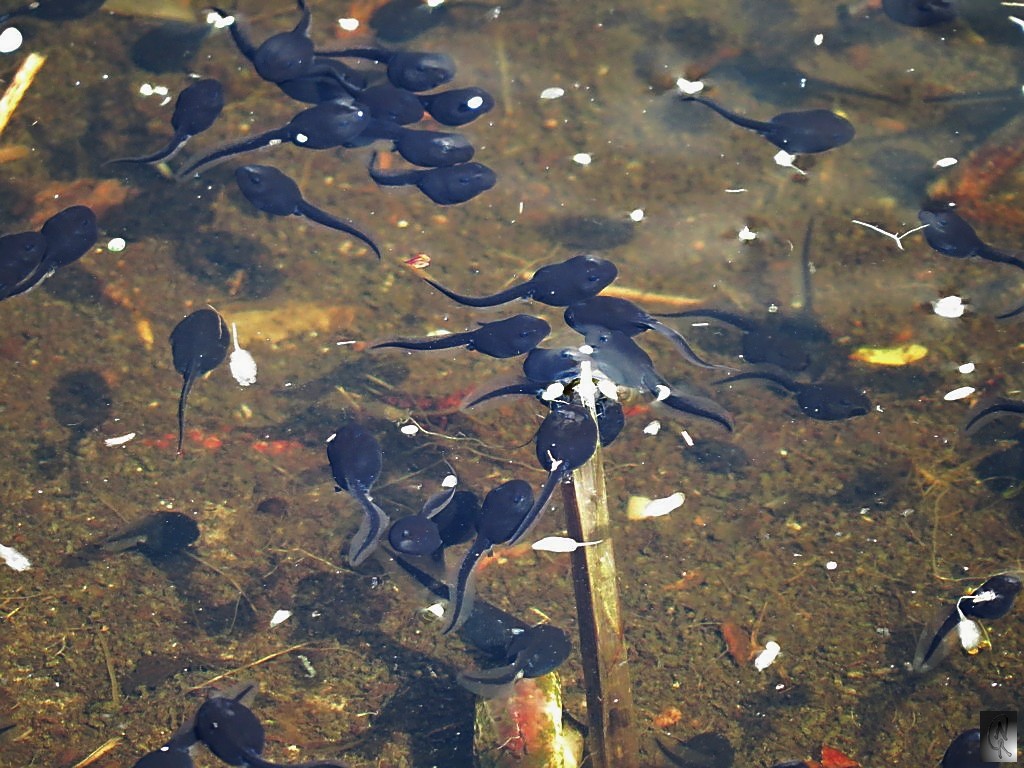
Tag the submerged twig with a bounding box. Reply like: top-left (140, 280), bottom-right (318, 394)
top-left (562, 362), bottom-right (639, 767)
top-left (0, 53), bottom-right (46, 141)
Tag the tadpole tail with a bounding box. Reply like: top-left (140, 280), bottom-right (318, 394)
top-left (680, 95), bottom-right (769, 133)
top-left (661, 391), bottom-right (734, 432)
top-left (714, 369), bottom-right (800, 393)
top-left (507, 468), bottom-right (564, 546)
top-left (964, 398), bottom-right (1024, 433)
top-left (177, 130), bottom-right (279, 178)
top-left (462, 381), bottom-right (540, 409)
top-left (422, 276), bottom-right (526, 307)
top-left (653, 306), bottom-right (758, 332)
top-left (106, 134), bottom-right (186, 166)
top-left (297, 201), bottom-right (381, 259)
top-left (373, 331), bottom-right (469, 352)
top-left (442, 538), bottom-right (488, 635)
top-left (176, 372), bottom-right (197, 456)
top-left (348, 492), bottom-right (390, 567)
top-left (649, 319), bottom-right (726, 370)
top-left (457, 661), bottom-right (521, 699)
top-left (368, 151), bottom-right (419, 187)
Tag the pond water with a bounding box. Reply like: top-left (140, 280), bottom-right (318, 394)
top-left (1, 0), bottom-right (1023, 766)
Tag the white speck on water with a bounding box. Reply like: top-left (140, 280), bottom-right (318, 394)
top-left (0, 27), bottom-right (23, 54)
top-left (207, 10), bottom-right (234, 27)
top-left (933, 295), bottom-right (966, 318)
top-left (572, 152), bottom-right (592, 166)
top-left (540, 87), bottom-right (565, 100)
top-left (0, 544), bottom-right (30, 572)
top-left (104, 432), bottom-right (136, 447)
top-left (738, 225), bottom-right (757, 241)
top-left (675, 77), bottom-right (704, 95)
top-left (773, 149), bottom-right (805, 174)
top-left (441, 474), bottom-right (458, 489)
top-left (532, 536), bottom-right (602, 553)
top-left (337, 17), bottom-right (359, 31)
top-left (106, 237), bottom-right (126, 252)
top-left (943, 386), bottom-right (975, 401)
top-left (466, 95), bottom-right (484, 109)
top-left (596, 378), bottom-right (619, 401)
top-left (400, 424), bottom-right (419, 435)
top-left (541, 382), bottom-right (565, 401)
top-left (958, 362), bottom-right (975, 374)
top-left (640, 492), bottom-right (685, 518)
top-left (934, 156), bottom-right (958, 168)
top-left (629, 208), bottom-right (645, 222)
top-left (270, 609), bottom-right (292, 627)
top-left (228, 323), bottom-right (258, 387)
top-left (825, 560), bottom-right (838, 570)
top-left (813, 32), bottom-right (824, 46)
top-left (754, 640), bottom-right (781, 671)
top-left (643, 420), bottom-right (661, 435)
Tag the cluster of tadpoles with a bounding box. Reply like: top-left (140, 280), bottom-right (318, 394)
top-left (112, 0), bottom-right (497, 258)
top-left (0, 205), bottom-right (97, 302)
top-left (133, 683), bottom-right (345, 768)
top-left (320, 253), bottom-right (742, 707)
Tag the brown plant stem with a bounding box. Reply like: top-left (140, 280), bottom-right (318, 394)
top-left (562, 436), bottom-right (639, 767)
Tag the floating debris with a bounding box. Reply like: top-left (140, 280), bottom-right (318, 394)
top-left (849, 343), bottom-right (928, 366)
top-left (0, 543), bottom-right (30, 572)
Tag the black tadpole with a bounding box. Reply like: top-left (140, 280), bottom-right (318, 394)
top-left (110, 79), bottom-right (224, 165)
top-left (327, 422), bottom-right (389, 567)
top-left (368, 151), bottom-right (496, 204)
top-left (715, 370), bottom-right (870, 421)
top-left (319, 47), bottom-right (456, 92)
top-left (918, 207), bottom-right (1024, 318)
top-left (679, 94), bottom-right (855, 154)
top-left (373, 314), bottom-right (550, 358)
top-left (424, 254), bottom-right (617, 308)
top-left (504, 402), bottom-right (599, 547)
top-left (195, 686), bottom-right (347, 768)
top-left (169, 308), bottom-right (230, 454)
top-left (177, 101), bottom-right (368, 177)
top-left (234, 165), bottom-right (381, 258)
top-left (458, 624), bottom-right (573, 698)
top-left (443, 479), bottom-right (534, 634)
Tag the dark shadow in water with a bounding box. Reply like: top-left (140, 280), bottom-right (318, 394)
top-left (291, 569), bottom-right (476, 767)
top-left (48, 368), bottom-right (112, 455)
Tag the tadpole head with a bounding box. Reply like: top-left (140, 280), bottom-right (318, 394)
top-left (534, 402), bottom-right (598, 472)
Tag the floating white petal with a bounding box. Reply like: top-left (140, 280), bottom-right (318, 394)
top-left (532, 536), bottom-right (602, 553)
top-left (675, 77), bottom-right (704, 95)
top-left (0, 544), bottom-right (30, 572)
top-left (270, 609), bottom-right (292, 627)
top-left (229, 322), bottom-right (257, 387)
top-left (0, 27), bottom-right (23, 54)
top-left (754, 640), bottom-right (781, 671)
top-left (932, 295), bottom-right (966, 318)
top-left (943, 386), bottom-right (975, 402)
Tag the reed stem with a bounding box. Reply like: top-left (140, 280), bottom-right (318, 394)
top-left (561, 365), bottom-right (639, 767)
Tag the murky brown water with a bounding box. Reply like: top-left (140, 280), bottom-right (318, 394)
top-left (1, 0), bottom-right (1023, 766)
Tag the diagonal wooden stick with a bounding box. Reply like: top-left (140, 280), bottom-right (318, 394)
top-left (0, 52), bottom-right (45, 140)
